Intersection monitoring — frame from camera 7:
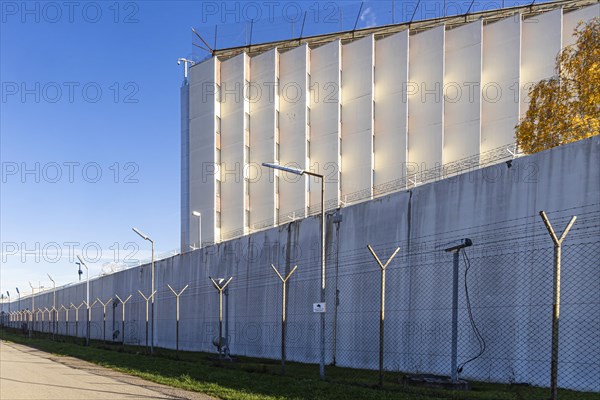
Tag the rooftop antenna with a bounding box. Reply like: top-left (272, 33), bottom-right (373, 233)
top-left (464, 0), bottom-right (476, 21)
top-left (352, 2), bottom-right (364, 38)
top-left (192, 27), bottom-right (214, 55)
top-left (214, 25), bottom-right (218, 51)
top-left (298, 12), bottom-right (307, 45)
top-left (249, 19), bottom-right (254, 51)
top-left (410, 0), bottom-right (422, 25)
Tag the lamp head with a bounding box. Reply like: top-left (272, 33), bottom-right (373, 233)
top-left (132, 227), bottom-right (150, 241)
top-left (262, 162), bottom-right (304, 176)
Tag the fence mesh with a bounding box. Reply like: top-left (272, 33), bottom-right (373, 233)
top-left (2, 206), bottom-right (599, 398)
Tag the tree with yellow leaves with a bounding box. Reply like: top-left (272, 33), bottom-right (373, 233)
top-left (515, 17), bottom-right (599, 154)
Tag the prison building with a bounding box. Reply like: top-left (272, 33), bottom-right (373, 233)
top-left (181, 0), bottom-right (599, 249)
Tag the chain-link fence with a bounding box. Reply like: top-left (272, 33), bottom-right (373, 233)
top-left (2, 205), bottom-right (598, 399)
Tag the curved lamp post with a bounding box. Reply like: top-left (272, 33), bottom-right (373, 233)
top-left (262, 162), bottom-right (326, 379)
top-left (76, 255), bottom-right (90, 346)
top-left (132, 227), bottom-right (155, 354)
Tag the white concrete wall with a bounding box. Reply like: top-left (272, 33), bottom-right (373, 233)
top-left (220, 54), bottom-right (248, 239)
top-left (408, 25), bottom-right (445, 172)
top-left (374, 30), bottom-right (408, 192)
top-left (278, 45), bottom-right (309, 219)
top-left (310, 40), bottom-right (341, 209)
top-left (17, 136), bottom-right (600, 392)
top-left (444, 21), bottom-right (482, 164)
top-left (341, 35), bottom-right (374, 201)
top-left (249, 50), bottom-right (277, 229)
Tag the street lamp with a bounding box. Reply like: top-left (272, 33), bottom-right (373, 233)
top-left (132, 227), bottom-right (155, 354)
top-left (1, 294), bottom-right (4, 327)
top-left (6, 291), bottom-right (10, 327)
top-left (262, 162), bottom-right (326, 379)
top-left (47, 274), bottom-right (56, 338)
top-left (76, 255), bottom-right (91, 346)
top-left (29, 282), bottom-right (35, 336)
top-left (16, 288), bottom-right (21, 327)
top-left (192, 211), bottom-right (202, 249)
top-left (76, 262), bottom-right (83, 281)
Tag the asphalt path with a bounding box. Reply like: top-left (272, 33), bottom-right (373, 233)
top-left (0, 340), bottom-right (215, 400)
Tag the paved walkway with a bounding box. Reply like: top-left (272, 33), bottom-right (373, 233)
top-left (0, 340), bottom-right (215, 400)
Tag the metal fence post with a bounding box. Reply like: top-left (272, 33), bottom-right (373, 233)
top-left (82, 300), bottom-right (97, 343)
top-left (167, 284), bottom-right (189, 355)
top-left (539, 211), bottom-right (576, 400)
top-left (210, 277), bottom-right (233, 359)
top-left (270, 264), bottom-right (298, 375)
top-left (138, 290), bottom-right (156, 354)
top-left (367, 245), bottom-right (401, 387)
top-left (97, 298), bottom-right (113, 344)
top-left (115, 294), bottom-right (132, 346)
top-left (71, 302), bottom-right (84, 341)
top-left (60, 305), bottom-right (68, 337)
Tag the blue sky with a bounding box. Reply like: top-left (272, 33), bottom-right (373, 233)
top-left (1, 0), bottom-right (542, 299)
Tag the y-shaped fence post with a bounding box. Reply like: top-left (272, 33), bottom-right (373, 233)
top-left (59, 305), bottom-right (69, 337)
top-left (70, 302), bottom-right (84, 340)
top-left (138, 290), bottom-right (156, 354)
top-left (115, 294), bottom-right (132, 346)
top-left (367, 245), bottom-right (401, 388)
top-left (539, 211), bottom-right (576, 400)
top-left (209, 277), bottom-right (233, 359)
top-left (271, 264), bottom-right (298, 375)
top-left (167, 284), bottom-right (189, 356)
top-left (97, 298), bottom-right (113, 344)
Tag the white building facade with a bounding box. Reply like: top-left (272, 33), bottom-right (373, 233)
top-left (181, 1), bottom-right (599, 249)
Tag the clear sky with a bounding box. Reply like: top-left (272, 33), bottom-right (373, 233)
top-left (1, 0), bottom-right (540, 299)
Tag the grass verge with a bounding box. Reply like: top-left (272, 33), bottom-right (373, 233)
top-left (0, 328), bottom-right (595, 400)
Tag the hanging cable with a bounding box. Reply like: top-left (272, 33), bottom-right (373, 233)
top-left (457, 249), bottom-right (486, 374)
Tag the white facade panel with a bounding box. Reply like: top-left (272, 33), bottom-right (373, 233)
top-left (220, 54), bottom-right (247, 239)
top-left (374, 30), bottom-right (408, 191)
top-left (408, 26), bottom-right (445, 171)
top-left (481, 16), bottom-right (521, 153)
top-left (341, 35), bottom-right (374, 201)
top-left (520, 9), bottom-right (563, 118)
top-left (444, 21), bottom-right (482, 164)
top-left (563, 4), bottom-right (600, 46)
top-left (184, 5), bottom-right (587, 247)
top-left (310, 40), bottom-right (341, 210)
top-left (249, 49), bottom-right (277, 229)
top-left (189, 58), bottom-right (217, 246)
top-left (278, 45), bottom-right (308, 219)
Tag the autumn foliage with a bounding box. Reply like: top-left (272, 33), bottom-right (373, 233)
top-left (515, 17), bottom-right (600, 154)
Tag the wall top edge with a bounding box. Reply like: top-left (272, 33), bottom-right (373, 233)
top-left (186, 0), bottom-right (597, 65)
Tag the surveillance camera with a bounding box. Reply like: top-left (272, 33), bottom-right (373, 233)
top-left (444, 238), bottom-right (473, 252)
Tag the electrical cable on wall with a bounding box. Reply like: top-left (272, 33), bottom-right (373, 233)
top-left (457, 249), bottom-right (486, 374)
